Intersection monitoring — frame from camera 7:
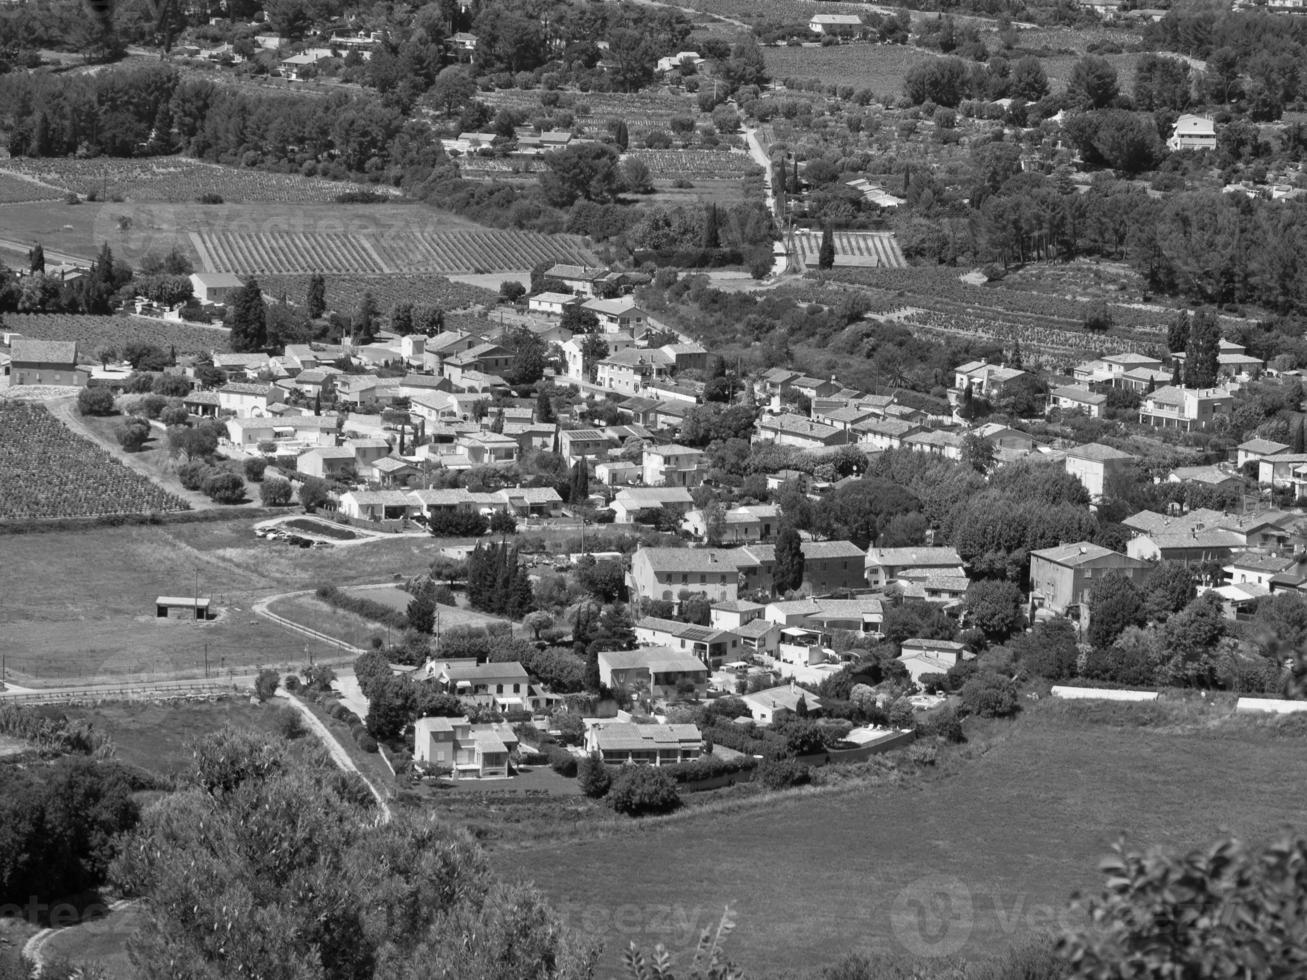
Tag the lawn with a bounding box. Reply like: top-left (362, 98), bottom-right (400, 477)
top-left (0, 522), bottom-right (441, 685)
top-left (499, 702), bottom-right (1307, 977)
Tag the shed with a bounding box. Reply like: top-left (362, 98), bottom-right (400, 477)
top-left (156, 596), bottom-right (212, 620)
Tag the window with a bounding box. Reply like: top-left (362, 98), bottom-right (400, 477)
top-left (496, 684), bottom-right (504, 694)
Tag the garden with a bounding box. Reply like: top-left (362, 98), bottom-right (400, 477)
top-left (0, 402), bottom-right (190, 522)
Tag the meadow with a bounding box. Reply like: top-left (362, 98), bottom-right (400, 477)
top-left (502, 701), bottom-right (1307, 977)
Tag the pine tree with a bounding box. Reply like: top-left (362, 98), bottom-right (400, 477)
top-left (817, 224), bottom-right (835, 271)
top-left (701, 203), bottom-right (720, 250)
top-left (306, 273), bottom-right (326, 319)
top-left (773, 524), bottom-right (805, 595)
top-left (229, 278), bottom-right (267, 353)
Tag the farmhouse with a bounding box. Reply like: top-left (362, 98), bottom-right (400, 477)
top-left (737, 540), bottom-right (867, 597)
top-left (9, 339), bottom-right (86, 387)
top-left (628, 547), bottom-right (746, 603)
top-left (809, 12), bottom-right (863, 34)
top-left (1138, 385), bottom-right (1233, 432)
top-left (543, 264), bottom-right (606, 298)
top-left (188, 272), bottom-right (244, 305)
top-left (218, 381), bottom-right (283, 416)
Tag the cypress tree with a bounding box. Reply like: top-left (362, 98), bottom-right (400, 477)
top-left (614, 119), bottom-right (629, 151)
top-left (29, 243), bottom-right (44, 274)
top-left (536, 386), bottom-right (555, 423)
top-left (229, 278), bottom-right (267, 353)
top-left (702, 203), bottom-right (720, 250)
top-left (306, 273), bottom-right (326, 319)
top-left (1294, 418), bottom-right (1305, 455)
top-left (1167, 310), bottom-right (1189, 355)
top-left (817, 224), bottom-right (835, 270)
top-left (1183, 308), bottom-right (1219, 389)
top-left (354, 290), bottom-right (379, 344)
top-left (774, 523), bottom-right (806, 596)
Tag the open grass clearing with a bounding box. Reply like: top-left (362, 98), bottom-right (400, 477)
top-left (342, 584), bottom-right (512, 631)
top-left (267, 594), bottom-right (394, 650)
top-left (766, 43), bottom-right (943, 93)
top-left (501, 700), bottom-right (1307, 977)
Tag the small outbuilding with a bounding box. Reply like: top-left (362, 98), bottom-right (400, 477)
top-left (155, 596), bottom-right (212, 620)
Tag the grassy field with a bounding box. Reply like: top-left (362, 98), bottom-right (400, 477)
top-left (0, 522), bottom-right (442, 684)
top-left (765, 43), bottom-right (943, 93)
top-left (343, 585), bottom-right (510, 630)
top-left (500, 702), bottom-right (1307, 977)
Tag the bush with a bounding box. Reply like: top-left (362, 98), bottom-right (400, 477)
top-left (254, 668), bottom-right (280, 702)
top-left (77, 387), bottom-right (115, 416)
top-left (608, 765), bottom-right (681, 817)
top-left (275, 706), bottom-right (306, 739)
top-left (756, 758), bottom-right (810, 790)
top-left (283, 674), bottom-right (302, 693)
top-left (243, 457), bottom-right (268, 482)
top-left (197, 192), bottom-right (224, 204)
top-left (547, 745), bottom-right (578, 777)
top-left (924, 705), bottom-right (966, 743)
top-left (428, 510), bottom-right (489, 536)
top-left (315, 585), bottom-right (408, 630)
top-left (160, 405), bottom-right (189, 426)
top-left (960, 670), bottom-right (1020, 718)
top-left (178, 460), bottom-right (211, 491)
top-left (576, 753), bottom-right (612, 798)
top-left (202, 471), bottom-right (245, 504)
top-left (261, 477), bottom-right (293, 506)
top-left (355, 731), bottom-right (379, 753)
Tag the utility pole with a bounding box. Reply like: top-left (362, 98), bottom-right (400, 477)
top-left (203, 642), bottom-right (208, 678)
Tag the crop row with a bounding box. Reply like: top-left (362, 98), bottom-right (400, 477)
top-left (257, 274), bottom-right (497, 314)
top-left (4, 313), bottom-right (229, 356)
top-left (0, 156), bottom-right (397, 204)
top-left (794, 231), bottom-right (906, 269)
top-left (624, 149), bottom-right (761, 177)
top-left (0, 402), bottom-right (190, 520)
top-left (0, 172), bottom-right (64, 203)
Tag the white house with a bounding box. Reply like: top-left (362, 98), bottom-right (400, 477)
top-left (189, 272), bottom-right (244, 305)
top-left (528, 291), bottom-right (579, 317)
top-left (1167, 114), bottom-right (1217, 152)
top-left (809, 13), bottom-right (863, 34)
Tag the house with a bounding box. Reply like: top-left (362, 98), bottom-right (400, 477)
top-left (973, 422), bottom-right (1037, 461)
top-left (1125, 519), bottom-right (1244, 564)
top-left (595, 347), bottom-right (672, 394)
top-left (809, 12), bottom-right (863, 34)
top-left (1118, 367), bottom-right (1173, 393)
top-left (442, 343), bottom-right (515, 385)
top-left (213, 352), bottom-right (272, 379)
top-left (1168, 465), bottom-right (1243, 493)
top-left (656, 50), bottom-right (704, 75)
top-left (1224, 553), bottom-right (1302, 590)
top-left (594, 459), bottom-right (642, 485)
top-left (596, 647), bottom-right (710, 697)
top-left (642, 443), bottom-right (706, 487)
top-left (559, 427), bottom-right (615, 461)
top-left (1138, 385), bottom-right (1233, 432)
top-left (218, 381), bottom-right (284, 416)
top-left (612, 486), bottom-right (695, 523)
top-left (448, 31), bottom-right (478, 55)
top-left (189, 272), bottom-right (243, 305)
top-left (413, 716), bottom-right (516, 779)
top-left (9, 339), bottom-right (85, 386)
top-left (952, 360), bottom-right (1026, 399)
top-left (864, 547), bottom-right (965, 588)
top-left (659, 343), bottom-right (710, 374)
top-left (438, 660), bottom-right (531, 708)
top-left (645, 378), bottom-right (703, 404)
top-left (584, 721), bottom-right (703, 766)
top-left (224, 414), bottom-right (338, 450)
top-left (743, 685), bottom-right (822, 725)
top-left (898, 639), bottom-right (970, 685)
top-left (543, 264), bottom-right (606, 298)
top-left (369, 455), bottom-right (418, 487)
top-left (1029, 542), bottom-right (1150, 615)
top-left (338, 489), bottom-right (416, 522)
top-left (1236, 438), bottom-right (1289, 470)
top-left (583, 296), bottom-right (649, 334)
top-left (1064, 442), bottom-right (1136, 500)
top-left (733, 617), bottom-right (781, 656)
top-left (902, 429), bottom-right (963, 460)
top-left (738, 540), bottom-right (867, 597)
top-left (1167, 114), bottom-right (1217, 152)
top-left (628, 547), bottom-right (746, 603)
top-left (757, 413), bottom-right (846, 450)
top-left (422, 331), bottom-right (480, 373)
top-left (634, 616), bottom-right (739, 668)
top-left (155, 596), bottom-right (211, 620)
top-left (1258, 452), bottom-right (1307, 489)
top-left (710, 599), bottom-right (766, 632)
top-left (297, 446), bottom-right (358, 480)
top-left (788, 375), bottom-right (842, 401)
top-left (801, 596), bottom-right (885, 635)
top-left (857, 417), bottom-right (923, 453)
top-left (683, 504), bottom-right (781, 544)
top-left (528, 291), bottom-right (579, 317)
top-left (496, 486), bottom-right (563, 517)
top-left (1048, 385), bottom-right (1108, 419)
top-left (458, 431), bottom-right (519, 466)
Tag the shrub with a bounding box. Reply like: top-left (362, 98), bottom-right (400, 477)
top-left (576, 753), bottom-right (612, 798)
top-left (960, 670), bottom-right (1020, 718)
top-left (428, 509), bottom-right (489, 536)
top-left (283, 674), bottom-right (302, 693)
top-left (260, 477), bottom-right (293, 506)
top-left (177, 460), bottom-right (211, 491)
top-left (202, 471), bottom-right (245, 504)
top-left (756, 758), bottom-right (810, 790)
top-left (197, 192), bottom-right (224, 204)
top-left (608, 765), bottom-right (680, 817)
top-left (160, 405), bottom-right (189, 426)
top-left (355, 731), bottom-right (379, 753)
top-left (243, 457), bottom-right (268, 482)
top-left (315, 585), bottom-right (408, 629)
top-left (115, 416), bottom-right (151, 451)
top-left (547, 745), bottom-right (578, 777)
top-left (77, 387), bottom-right (115, 416)
top-left (275, 706), bottom-right (306, 739)
top-left (253, 668), bottom-right (280, 702)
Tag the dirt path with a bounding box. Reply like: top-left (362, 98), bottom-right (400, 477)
top-left (253, 589), bottom-right (369, 655)
top-left (743, 125), bottom-right (790, 278)
top-left (277, 690), bottom-right (391, 823)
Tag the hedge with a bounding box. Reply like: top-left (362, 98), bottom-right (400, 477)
top-left (660, 755), bottom-right (757, 784)
top-left (699, 722), bottom-right (789, 760)
top-left (315, 585), bottom-right (409, 630)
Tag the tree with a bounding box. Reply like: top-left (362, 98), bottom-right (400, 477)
top-left (568, 459), bottom-right (590, 503)
top-left (407, 580), bottom-right (438, 634)
top-left (366, 675), bottom-right (417, 741)
top-left (354, 291), bottom-right (379, 344)
top-left (202, 471), bottom-right (245, 504)
top-left (964, 580), bottom-right (1026, 643)
top-left (540, 143), bottom-right (623, 207)
top-left (260, 477), bottom-right (293, 506)
top-left (613, 120), bottom-right (629, 151)
top-left (576, 754), bottom-right (612, 799)
top-left (28, 243), bottom-right (44, 274)
top-left (1183, 307), bottom-right (1220, 389)
top-left (431, 65), bottom-right (476, 116)
top-left (817, 223), bottom-right (835, 270)
top-left (536, 386), bottom-right (555, 424)
top-left (116, 416), bottom-right (151, 452)
top-left (959, 670), bottom-right (1019, 717)
top-left (1087, 572), bottom-right (1144, 648)
top-left (306, 273), bottom-right (326, 318)
top-left (608, 765), bottom-right (680, 816)
top-left (1167, 310), bottom-right (1189, 354)
top-left (773, 524), bottom-right (805, 595)
top-left (960, 434), bottom-right (995, 474)
top-left (298, 476), bottom-right (331, 512)
top-left (1067, 55), bottom-right (1119, 109)
top-left (701, 203), bottom-right (720, 250)
top-left (228, 279), bottom-right (267, 353)
top-left (78, 387), bottom-right (116, 416)
top-left (1010, 56), bottom-right (1049, 102)
top-left (1142, 562), bottom-right (1196, 621)
top-left (254, 668), bottom-right (280, 702)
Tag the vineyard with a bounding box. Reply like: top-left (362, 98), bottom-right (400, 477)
top-left (765, 43), bottom-right (944, 93)
top-left (0, 172), bottom-right (64, 203)
top-left (479, 89), bottom-right (703, 139)
top-left (4, 314), bottom-right (229, 356)
top-left (257, 273), bottom-right (497, 314)
top-left (0, 402), bottom-right (190, 520)
top-left (624, 149), bottom-right (761, 178)
top-left (0, 157), bottom-right (400, 204)
top-left (194, 229), bottom-right (598, 275)
top-left (794, 230), bottom-right (906, 269)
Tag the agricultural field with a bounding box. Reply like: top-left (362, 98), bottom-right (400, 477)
top-left (504, 701), bottom-right (1307, 976)
top-left (480, 88), bottom-right (704, 140)
top-left (0, 402), bottom-right (190, 522)
top-left (794, 230), bottom-right (906, 268)
top-left (3, 313), bottom-right (229, 356)
top-left (0, 156), bottom-right (399, 204)
top-left (1042, 51), bottom-right (1141, 93)
top-left (766, 42), bottom-right (944, 93)
top-left (624, 149), bottom-right (761, 178)
top-left (0, 170), bottom-right (64, 203)
top-left (195, 229), bottom-right (599, 275)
